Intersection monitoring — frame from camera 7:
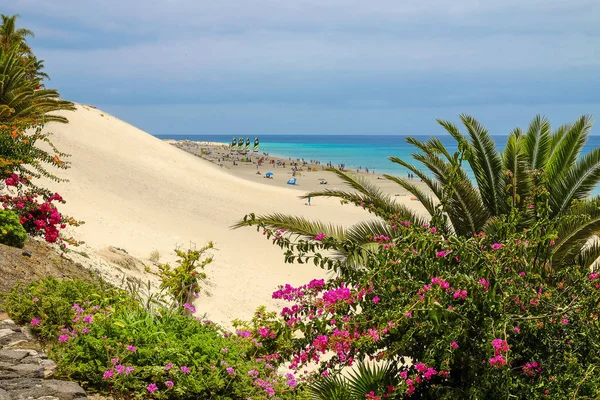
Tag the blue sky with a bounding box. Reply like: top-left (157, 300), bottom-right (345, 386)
top-left (6, 0), bottom-right (600, 135)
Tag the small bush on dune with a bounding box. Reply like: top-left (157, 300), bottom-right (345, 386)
top-left (0, 209), bottom-right (27, 248)
top-left (149, 249), bottom-right (161, 262)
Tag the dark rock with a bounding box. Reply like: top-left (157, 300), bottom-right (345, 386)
top-left (0, 377), bottom-right (42, 390)
top-left (8, 363), bottom-right (44, 378)
top-left (0, 370), bottom-right (20, 380)
top-left (42, 379), bottom-right (87, 399)
top-left (0, 349), bottom-right (28, 362)
top-left (22, 250), bottom-right (32, 257)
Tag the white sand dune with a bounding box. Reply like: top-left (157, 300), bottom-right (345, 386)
top-left (39, 105), bottom-right (422, 325)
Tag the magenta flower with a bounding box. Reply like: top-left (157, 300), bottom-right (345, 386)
top-left (248, 369), bottom-right (259, 377)
top-left (314, 233), bottom-right (326, 241)
top-left (561, 318), bottom-right (569, 324)
top-left (114, 365), bottom-right (125, 374)
top-left (372, 296), bottom-right (381, 304)
top-left (102, 370), bottom-right (114, 379)
top-left (30, 318), bottom-right (41, 327)
top-left (183, 303), bottom-right (196, 313)
top-left (513, 326), bottom-right (521, 333)
top-left (111, 358), bottom-right (119, 364)
top-left (126, 345), bottom-right (137, 353)
top-left (32, 297), bottom-right (39, 302)
top-left (478, 278), bottom-right (489, 291)
top-left (83, 314), bottom-right (93, 324)
top-left (226, 367), bottom-right (235, 375)
top-left (589, 272), bottom-right (598, 280)
top-left (491, 243), bottom-right (502, 250)
top-left (436, 250), bottom-right (450, 258)
top-left (146, 383), bottom-right (158, 393)
top-left (236, 330), bottom-right (252, 338)
top-left (451, 341), bottom-right (459, 349)
top-left (165, 380), bottom-right (174, 387)
top-left (81, 328), bottom-right (90, 334)
top-left (489, 354), bottom-right (507, 368)
top-left (180, 366), bottom-right (191, 374)
top-left (57, 334), bottom-right (69, 343)
top-left (165, 363), bottom-right (174, 370)
top-left (405, 311), bottom-right (412, 318)
top-left (125, 366), bottom-right (135, 375)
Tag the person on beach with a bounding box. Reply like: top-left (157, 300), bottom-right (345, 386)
top-left (307, 197), bottom-right (311, 206)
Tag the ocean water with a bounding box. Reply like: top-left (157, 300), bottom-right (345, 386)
top-left (156, 134), bottom-right (600, 181)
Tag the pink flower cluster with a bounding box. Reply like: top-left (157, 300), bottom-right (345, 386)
top-left (522, 361), bottom-right (542, 376)
top-left (453, 289), bottom-right (468, 300)
top-left (314, 233), bottom-right (326, 241)
top-left (590, 272), bottom-right (600, 289)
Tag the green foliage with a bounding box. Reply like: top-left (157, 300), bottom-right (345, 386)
top-left (309, 361), bottom-right (398, 400)
top-left (157, 243), bottom-right (214, 308)
top-left (250, 205), bottom-right (600, 398)
top-left (2, 277), bottom-right (130, 339)
top-left (0, 209), bottom-right (27, 248)
top-left (3, 277), bottom-right (308, 399)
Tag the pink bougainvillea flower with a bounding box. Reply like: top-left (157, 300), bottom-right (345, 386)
top-left (372, 296), bottom-right (380, 304)
top-left (513, 326), bottom-right (521, 333)
top-left (314, 233), bottom-right (326, 241)
top-left (451, 341), bottom-right (459, 349)
top-left (146, 383), bottom-right (158, 393)
top-left (561, 318), bottom-right (569, 324)
top-left (491, 243), bottom-right (502, 250)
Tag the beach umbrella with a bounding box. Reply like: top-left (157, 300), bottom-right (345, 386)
top-left (253, 137), bottom-right (259, 152)
top-left (231, 137), bottom-right (236, 152)
top-left (238, 137), bottom-right (244, 152)
top-left (245, 137), bottom-right (251, 152)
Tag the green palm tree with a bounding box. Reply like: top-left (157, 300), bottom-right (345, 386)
top-left (0, 44), bottom-right (75, 124)
top-left (308, 361), bottom-right (398, 400)
top-left (0, 14), bottom-right (34, 55)
top-left (235, 115), bottom-right (600, 269)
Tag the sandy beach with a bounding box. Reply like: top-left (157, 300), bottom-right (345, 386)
top-left (38, 105), bottom-right (430, 326)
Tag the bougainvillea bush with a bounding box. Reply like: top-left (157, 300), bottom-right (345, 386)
top-left (0, 123), bottom-right (82, 248)
top-left (243, 209), bottom-right (600, 399)
top-left (3, 277), bottom-right (310, 400)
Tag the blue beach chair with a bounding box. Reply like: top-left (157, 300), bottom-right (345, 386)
top-left (287, 178), bottom-right (297, 185)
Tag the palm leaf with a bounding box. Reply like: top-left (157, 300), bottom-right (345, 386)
top-left (524, 114), bottom-right (552, 170)
top-left (308, 374), bottom-right (351, 400)
top-left (549, 148), bottom-right (600, 215)
top-left (545, 115), bottom-right (592, 184)
top-left (302, 168), bottom-right (425, 225)
top-left (502, 128), bottom-right (530, 209)
top-left (231, 213), bottom-right (347, 240)
top-left (551, 198), bottom-right (600, 267)
top-left (460, 114), bottom-right (506, 215)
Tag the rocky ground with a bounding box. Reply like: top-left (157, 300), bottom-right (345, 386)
top-left (0, 310), bottom-right (89, 400)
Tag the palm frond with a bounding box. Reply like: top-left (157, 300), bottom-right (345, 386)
top-left (388, 156), bottom-right (444, 200)
top-left (549, 147), bottom-right (600, 215)
top-left (411, 151), bottom-right (489, 236)
top-left (231, 213), bottom-right (347, 240)
top-left (302, 168), bottom-right (426, 225)
top-left (575, 238), bottom-right (600, 271)
top-left (545, 115), bottom-right (592, 184)
top-left (524, 114), bottom-right (552, 170)
top-left (308, 374), bottom-right (351, 400)
top-left (502, 128), bottom-right (530, 209)
top-left (346, 361), bottom-right (398, 399)
top-left (460, 114), bottom-right (506, 215)
top-left (551, 198), bottom-right (600, 267)
top-left (384, 174), bottom-right (437, 217)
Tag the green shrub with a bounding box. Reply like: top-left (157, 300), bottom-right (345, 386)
top-left (3, 277), bottom-right (308, 399)
top-left (0, 209), bottom-right (27, 248)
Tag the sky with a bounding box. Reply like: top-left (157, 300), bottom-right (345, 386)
top-left (6, 0), bottom-right (600, 135)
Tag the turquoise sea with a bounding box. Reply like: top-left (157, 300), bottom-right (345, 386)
top-left (156, 134), bottom-right (600, 180)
